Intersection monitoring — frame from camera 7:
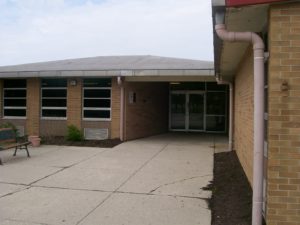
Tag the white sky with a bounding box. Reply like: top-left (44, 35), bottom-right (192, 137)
top-left (0, 0), bottom-right (213, 66)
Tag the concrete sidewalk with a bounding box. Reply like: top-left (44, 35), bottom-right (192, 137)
top-left (0, 133), bottom-right (227, 225)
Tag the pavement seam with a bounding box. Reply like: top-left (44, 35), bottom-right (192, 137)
top-left (149, 174), bottom-right (213, 194)
top-left (2, 218), bottom-right (53, 225)
top-left (75, 142), bottom-right (170, 225)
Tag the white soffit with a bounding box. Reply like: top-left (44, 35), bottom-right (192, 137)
top-left (220, 4), bottom-right (269, 78)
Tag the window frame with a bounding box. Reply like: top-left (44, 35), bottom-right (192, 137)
top-left (82, 81), bottom-right (112, 121)
top-left (3, 81), bottom-right (27, 119)
top-left (41, 80), bottom-right (67, 120)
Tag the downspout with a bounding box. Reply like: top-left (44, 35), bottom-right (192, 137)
top-left (216, 77), bottom-right (233, 151)
top-left (117, 76), bottom-right (125, 141)
top-left (215, 12), bottom-right (265, 225)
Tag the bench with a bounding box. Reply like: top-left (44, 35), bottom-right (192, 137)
top-left (0, 128), bottom-right (31, 165)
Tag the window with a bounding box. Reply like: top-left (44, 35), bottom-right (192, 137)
top-left (3, 79), bottom-right (27, 117)
top-left (41, 79), bottom-right (67, 118)
top-left (83, 78), bottom-right (111, 120)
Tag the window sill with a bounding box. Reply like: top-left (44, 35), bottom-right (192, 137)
top-left (83, 118), bottom-right (111, 122)
top-left (3, 117), bottom-right (27, 120)
top-left (41, 117), bottom-right (67, 121)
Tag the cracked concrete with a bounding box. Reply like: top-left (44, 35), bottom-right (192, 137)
top-left (0, 133), bottom-right (227, 225)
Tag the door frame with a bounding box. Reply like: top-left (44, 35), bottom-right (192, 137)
top-left (169, 90), bottom-right (205, 132)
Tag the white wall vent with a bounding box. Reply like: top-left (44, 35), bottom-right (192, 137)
top-left (16, 126), bottom-right (25, 137)
top-left (84, 128), bottom-right (108, 140)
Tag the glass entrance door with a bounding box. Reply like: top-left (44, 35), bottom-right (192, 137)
top-left (188, 94), bottom-right (204, 130)
top-left (170, 92), bottom-right (204, 131)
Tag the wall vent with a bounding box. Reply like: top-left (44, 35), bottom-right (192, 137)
top-left (84, 128), bottom-right (108, 140)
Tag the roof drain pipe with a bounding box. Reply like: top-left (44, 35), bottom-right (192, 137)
top-left (117, 76), bottom-right (125, 141)
top-left (215, 12), bottom-right (265, 225)
top-left (216, 76), bottom-right (233, 151)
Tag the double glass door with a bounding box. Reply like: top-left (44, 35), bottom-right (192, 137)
top-left (170, 92), bottom-right (204, 131)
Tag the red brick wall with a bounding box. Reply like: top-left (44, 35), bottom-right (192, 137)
top-left (124, 82), bottom-right (169, 140)
top-left (26, 78), bottom-right (40, 136)
top-left (67, 78), bottom-right (82, 129)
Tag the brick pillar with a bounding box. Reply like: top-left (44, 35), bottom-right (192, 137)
top-left (111, 78), bottom-right (121, 139)
top-left (26, 78), bottom-right (40, 136)
top-left (267, 3), bottom-right (300, 225)
top-left (67, 78), bottom-right (82, 129)
top-left (0, 80), bottom-right (3, 118)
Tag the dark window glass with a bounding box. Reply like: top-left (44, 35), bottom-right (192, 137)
top-left (206, 82), bottom-right (227, 91)
top-left (4, 99), bottom-right (26, 107)
top-left (206, 116), bottom-right (226, 132)
top-left (170, 82), bottom-right (205, 90)
top-left (83, 78), bottom-right (111, 87)
top-left (4, 109), bottom-right (26, 117)
top-left (4, 90), bottom-right (26, 98)
top-left (206, 92), bottom-right (226, 115)
top-left (4, 79), bottom-right (26, 88)
top-left (84, 110), bottom-right (110, 119)
top-left (42, 89), bottom-right (67, 98)
top-left (84, 89), bottom-right (111, 98)
top-left (42, 110), bottom-right (66, 117)
top-left (84, 99), bottom-right (111, 108)
top-left (42, 99), bottom-right (66, 107)
top-left (42, 79), bottom-right (67, 87)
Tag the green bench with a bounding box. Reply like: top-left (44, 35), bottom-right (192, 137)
top-left (0, 128), bottom-right (31, 165)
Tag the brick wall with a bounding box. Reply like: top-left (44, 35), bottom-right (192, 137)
top-left (234, 48), bottom-right (254, 186)
top-left (0, 80), bottom-right (3, 118)
top-left (124, 82), bottom-right (169, 140)
top-left (111, 78), bottom-right (121, 139)
top-left (67, 78), bottom-right (82, 129)
top-left (267, 3), bottom-right (300, 225)
top-left (40, 120), bottom-right (67, 136)
top-left (26, 78), bottom-right (40, 136)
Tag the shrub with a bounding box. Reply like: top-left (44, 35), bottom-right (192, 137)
top-left (0, 122), bottom-right (19, 137)
top-left (66, 125), bottom-right (84, 142)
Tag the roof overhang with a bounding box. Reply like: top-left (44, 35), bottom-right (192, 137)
top-left (0, 69), bottom-right (214, 81)
top-left (212, 0), bottom-right (294, 80)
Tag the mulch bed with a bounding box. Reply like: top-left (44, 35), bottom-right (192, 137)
top-left (210, 151), bottom-right (254, 225)
top-left (41, 136), bottom-right (122, 148)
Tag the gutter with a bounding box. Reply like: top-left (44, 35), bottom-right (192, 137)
top-left (117, 76), bottom-right (125, 141)
top-left (215, 11), bottom-right (265, 225)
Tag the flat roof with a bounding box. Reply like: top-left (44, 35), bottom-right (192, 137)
top-left (0, 55), bottom-right (214, 78)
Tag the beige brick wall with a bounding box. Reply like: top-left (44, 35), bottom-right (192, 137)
top-left (26, 78), bottom-right (40, 136)
top-left (234, 48), bottom-right (254, 186)
top-left (0, 80), bottom-right (3, 118)
top-left (40, 120), bottom-right (67, 136)
top-left (111, 78), bottom-right (120, 139)
top-left (67, 78), bottom-right (82, 129)
top-left (124, 82), bottom-right (169, 141)
top-left (267, 3), bottom-right (300, 225)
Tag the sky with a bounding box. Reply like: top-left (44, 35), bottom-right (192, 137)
top-left (0, 0), bottom-right (213, 66)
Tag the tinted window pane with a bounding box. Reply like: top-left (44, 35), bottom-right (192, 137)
top-left (4, 90), bottom-right (26, 98)
top-left (84, 89), bottom-right (110, 98)
top-left (84, 99), bottom-right (111, 108)
top-left (206, 82), bottom-right (227, 91)
top-left (83, 78), bottom-right (111, 87)
top-left (42, 89), bottom-right (67, 98)
top-left (206, 116), bottom-right (226, 132)
top-left (84, 110), bottom-right (110, 119)
top-left (42, 99), bottom-right (66, 107)
top-left (42, 109), bottom-right (66, 117)
top-left (42, 79), bottom-right (67, 87)
top-left (170, 82), bottom-right (205, 91)
top-left (4, 99), bottom-right (26, 107)
top-left (4, 79), bottom-right (26, 88)
top-left (4, 109), bottom-right (26, 117)
top-left (206, 92), bottom-right (226, 115)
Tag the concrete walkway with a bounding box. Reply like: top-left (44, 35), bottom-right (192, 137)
top-left (0, 133), bottom-right (227, 225)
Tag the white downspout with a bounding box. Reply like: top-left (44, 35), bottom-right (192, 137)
top-left (215, 12), bottom-right (265, 225)
top-left (117, 76), bottom-right (125, 141)
top-left (216, 77), bottom-right (233, 151)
